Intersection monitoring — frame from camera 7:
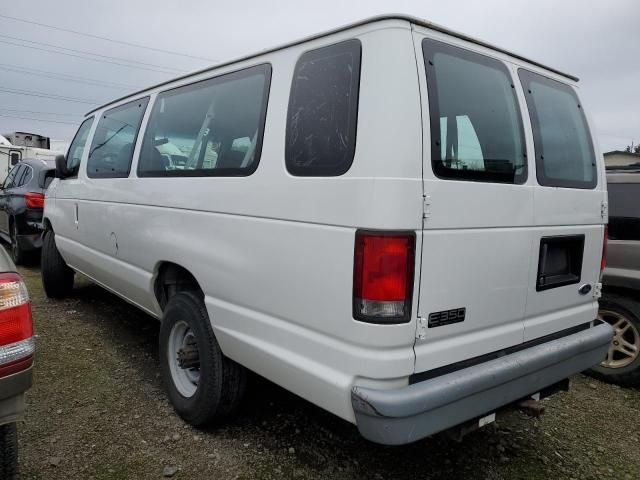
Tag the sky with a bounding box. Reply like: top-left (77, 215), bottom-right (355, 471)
top-left (0, 0), bottom-right (638, 153)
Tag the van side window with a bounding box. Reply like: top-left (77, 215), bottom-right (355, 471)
top-left (87, 98), bottom-right (149, 178)
top-left (286, 39), bottom-right (361, 176)
top-left (138, 64), bottom-right (271, 177)
top-left (66, 117), bottom-right (94, 177)
top-left (518, 70), bottom-right (596, 189)
top-left (423, 39), bottom-right (526, 184)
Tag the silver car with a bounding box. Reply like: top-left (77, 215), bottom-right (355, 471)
top-left (590, 165), bottom-right (640, 386)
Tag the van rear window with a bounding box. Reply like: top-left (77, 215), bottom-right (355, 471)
top-left (286, 39), bottom-right (361, 176)
top-left (519, 70), bottom-right (596, 189)
top-left (422, 39), bottom-right (526, 184)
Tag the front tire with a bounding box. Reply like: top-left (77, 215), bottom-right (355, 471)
top-left (159, 291), bottom-right (246, 426)
top-left (589, 294), bottom-right (640, 387)
top-left (0, 423), bottom-right (18, 480)
top-left (41, 229), bottom-right (74, 298)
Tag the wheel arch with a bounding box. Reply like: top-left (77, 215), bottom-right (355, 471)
top-left (153, 261), bottom-right (204, 312)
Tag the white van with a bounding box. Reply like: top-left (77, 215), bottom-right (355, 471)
top-left (42, 15), bottom-right (613, 445)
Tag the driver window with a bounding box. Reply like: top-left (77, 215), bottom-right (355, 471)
top-left (66, 117), bottom-right (94, 176)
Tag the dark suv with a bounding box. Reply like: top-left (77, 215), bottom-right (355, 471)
top-left (0, 159), bottom-right (55, 264)
top-left (589, 166), bottom-right (640, 386)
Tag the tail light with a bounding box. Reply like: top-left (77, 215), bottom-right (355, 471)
top-left (601, 225), bottom-right (608, 273)
top-left (353, 231), bottom-right (415, 324)
top-left (0, 273), bottom-right (34, 378)
top-left (25, 192), bottom-right (45, 209)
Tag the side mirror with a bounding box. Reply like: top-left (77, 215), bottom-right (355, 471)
top-left (55, 154), bottom-right (70, 179)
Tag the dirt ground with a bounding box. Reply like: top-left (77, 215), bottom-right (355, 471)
top-left (13, 262), bottom-right (640, 480)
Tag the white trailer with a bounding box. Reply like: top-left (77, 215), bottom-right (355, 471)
top-left (0, 140), bottom-right (57, 183)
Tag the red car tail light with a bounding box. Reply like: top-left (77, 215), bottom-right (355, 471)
top-left (25, 192), bottom-right (45, 209)
top-left (601, 225), bottom-right (608, 273)
top-left (353, 231), bottom-right (415, 324)
top-left (0, 272), bottom-right (34, 378)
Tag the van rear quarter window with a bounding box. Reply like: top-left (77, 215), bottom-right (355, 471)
top-left (519, 70), bottom-right (596, 189)
top-left (422, 39), bottom-right (526, 184)
top-left (87, 98), bottom-right (149, 178)
top-left (286, 39), bottom-right (361, 176)
top-left (138, 64), bottom-right (271, 177)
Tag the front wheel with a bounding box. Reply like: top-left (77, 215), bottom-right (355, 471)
top-left (0, 423), bottom-right (18, 480)
top-left (588, 294), bottom-right (640, 387)
top-left (41, 230), bottom-right (74, 298)
top-left (159, 291), bottom-right (246, 426)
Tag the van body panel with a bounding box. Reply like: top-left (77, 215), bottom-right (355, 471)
top-left (47, 21), bottom-right (424, 421)
top-left (520, 83), bottom-right (606, 342)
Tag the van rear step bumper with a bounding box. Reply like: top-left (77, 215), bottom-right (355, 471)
top-left (351, 322), bottom-right (613, 445)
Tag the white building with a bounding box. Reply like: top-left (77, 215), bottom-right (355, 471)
top-left (604, 150), bottom-right (640, 169)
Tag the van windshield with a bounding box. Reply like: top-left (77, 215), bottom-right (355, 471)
top-left (519, 70), bottom-right (596, 189)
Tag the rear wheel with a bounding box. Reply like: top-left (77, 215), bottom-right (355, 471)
top-left (159, 291), bottom-right (246, 425)
top-left (41, 229), bottom-right (74, 298)
top-left (0, 422), bottom-right (18, 480)
top-left (9, 222), bottom-right (25, 266)
top-left (588, 294), bottom-right (640, 387)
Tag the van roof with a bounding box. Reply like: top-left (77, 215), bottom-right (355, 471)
top-left (85, 14), bottom-right (579, 116)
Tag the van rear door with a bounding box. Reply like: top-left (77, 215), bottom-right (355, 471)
top-left (412, 33), bottom-right (534, 373)
top-left (518, 70), bottom-right (606, 341)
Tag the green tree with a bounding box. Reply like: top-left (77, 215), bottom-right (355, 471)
top-left (624, 144), bottom-right (640, 153)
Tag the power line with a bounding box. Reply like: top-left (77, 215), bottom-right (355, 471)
top-left (0, 63), bottom-right (142, 90)
top-left (0, 113), bottom-right (79, 125)
top-left (0, 33), bottom-right (185, 74)
top-left (0, 108), bottom-right (83, 118)
top-left (0, 86), bottom-right (102, 105)
top-left (0, 39), bottom-right (180, 75)
top-left (0, 13), bottom-right (214, 62)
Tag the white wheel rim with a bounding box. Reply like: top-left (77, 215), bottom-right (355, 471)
top-left (167, 320), bottom-right (200, 397)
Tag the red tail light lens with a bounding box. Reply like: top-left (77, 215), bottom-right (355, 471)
top-left (353, 231), bottom-right (415, 323)
top-left (25, 192), bottom-right (45, 209)
top-left (0, 272), bottom-right (34, 378)
top-left (601, 225), bottom-right (608, 273)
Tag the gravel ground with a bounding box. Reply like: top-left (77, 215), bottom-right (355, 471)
top-left (14, 262), bottom-right (640, 480)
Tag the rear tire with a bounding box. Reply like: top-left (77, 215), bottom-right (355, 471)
top-left (0, 423), bottom-right (18, 480)
top-left (41, 229), bottom-right (74, 298)
top-left (159, 291), bottom-right (246, 426)
top-left (9, 222), bottom-right (25, 266)
top-left (588, 294), bottom-right (640, 387)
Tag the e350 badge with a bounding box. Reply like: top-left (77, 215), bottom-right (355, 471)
top-left (428, 307), bottom-right (466, 328)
